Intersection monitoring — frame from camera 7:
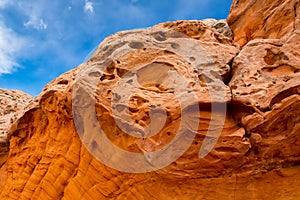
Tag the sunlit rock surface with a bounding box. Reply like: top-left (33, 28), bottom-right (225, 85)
top-left (0, 3), bottom-right (299, 199)
top-left (0, 89), bottom-right (32, 189)
top-left (228, 0), bottom-right (300, 46)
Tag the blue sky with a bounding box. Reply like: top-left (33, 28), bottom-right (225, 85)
top-left (0, 0), bottom-right (232, 96)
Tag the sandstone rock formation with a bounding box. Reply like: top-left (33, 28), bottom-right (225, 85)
top-left (228, 0), bottom-right (300, 172)
top-left (0, 1), bottom-right (300, 200)
top-left (0, 89), bottom-right (32, 188)
top-left (228, 0), bottom-right (300, 46)
top-left (229, 36), bottom-right (300, 172)
top-left (0, 20), bottom-right (243, 199)
top-left (202, 18), bottom-right (233, 38)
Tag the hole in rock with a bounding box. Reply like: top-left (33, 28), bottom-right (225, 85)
top-left (100, 74), bottom-right (115, 81)
top-left (264, 49), bottom-right (289, 65)
top-left (57, 80), bottom-right (69, 85)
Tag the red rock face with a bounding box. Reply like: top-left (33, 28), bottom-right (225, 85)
top-left (0, 89), bottom-right (32, 162)
top-left (0, 2), bottom-right (300, 199)
top-left (228, 0), bottom-right (300, 46)
top-left (229, 5), bottom-right (300, 172)
top-left (0, 89), bottom-right (32, 189)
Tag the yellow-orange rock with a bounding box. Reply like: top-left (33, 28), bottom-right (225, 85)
top-left (0, 13), bottom-right (300, 200)
top-left (0, 89), bottom-right (32, 163)
top-left (0, 89), bottom-right (32, 189)
top-left (229, 31), bottom-right (300, 174)
top-left (228, 0), bottom-right (300, 46)
top-left (0, 20), bottom-right (247, 199)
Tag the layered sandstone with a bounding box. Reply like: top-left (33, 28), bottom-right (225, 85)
top-left (0, 3), bottom-right (299, 200)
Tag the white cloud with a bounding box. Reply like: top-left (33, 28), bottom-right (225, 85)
top-left (0, 0), bottom-right (9, 8)
top-left (24, 18), bottom-right (48, 30)
top-left (15, 1), bottom-right (48, 30)
top-left (0, 22), bottom-right (26, 74)
top-left (84, 1), bottom-right (94, 14)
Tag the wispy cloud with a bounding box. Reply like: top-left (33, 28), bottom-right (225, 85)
top-left (24, 18), bottom-right (48, 30)
top-left (0, 22), bottom-right (26, 74)
top-left (16, 1), bottom-right (49, 30)
top-left (84, 1), bottom-right (94, 14)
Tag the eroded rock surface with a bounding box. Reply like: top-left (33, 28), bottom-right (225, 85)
top-left (0, 89), bottom-right (32, 164)
top-left (229, 31), bottom-right (300, 174)
top-left (0, 21), bottom-right (251, 199)
top-left (0, 3), bottom-right (300, 199)
top-left (0, 89), bottom-right (32, 189)
top-left (228, 1), bottom-right (300, 174)
top-left (228, 0), bottom-right (300, 46)
top-left (202, 18), bottom-right (233, 38)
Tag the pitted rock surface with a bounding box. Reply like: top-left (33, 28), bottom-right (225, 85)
top-left (0, 89), bottom-right (32, 163)
top-left (0, 89), bottom-right (32, 189)
top-left (0, 8), bottom-right (299, 199)
top-left (229, 32), bottom-right (300, 174)
top-left (202, 18), bottom-right (233, 38)
top-left (230, 36), bottom-right (300, 111)
top-left (0, 21), bottom-right (253, 199)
